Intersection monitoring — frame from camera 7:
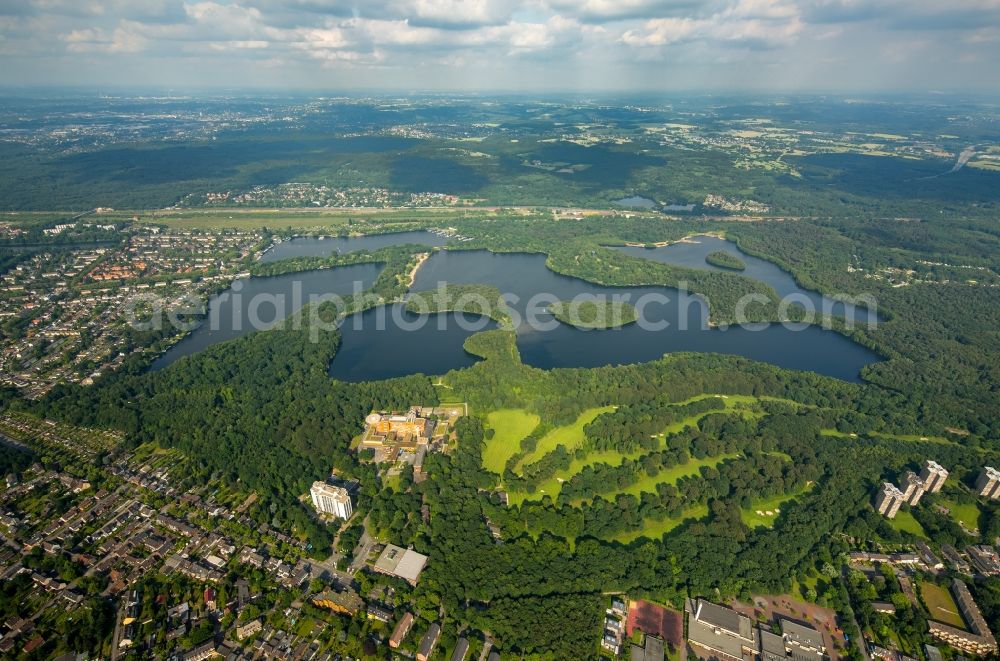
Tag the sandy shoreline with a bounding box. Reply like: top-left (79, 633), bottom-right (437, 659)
top-left (623, 231), bottom-right (726, 249)
top-left (407, 252), bottom-right (430, 287)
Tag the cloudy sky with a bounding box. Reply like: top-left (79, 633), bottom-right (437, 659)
top-left (0, 0), bottom-right (998, 92)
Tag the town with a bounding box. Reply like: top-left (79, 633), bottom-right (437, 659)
top-left (0, 217), bottom-right (264, 398)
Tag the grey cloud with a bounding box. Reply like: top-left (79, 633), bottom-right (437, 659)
top-left (0, 0), bottom-right (998, 91)
top-left (801, 0), bottom-right (1000, 31)
top-left (545, 0), bottom-right (709, 23)
top-left (0, 0), bottom-right (187, 23)
top-left (243, 0), bottom-right (520, 30)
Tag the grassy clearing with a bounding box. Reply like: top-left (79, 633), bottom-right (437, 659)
top-left (597, 453), bottom-right (739, 503)
top-left (919, 581), bottom-right (966, 628)
top-left (508, 394), bottom-right (787, 505)
top-left (382, 473), bottom-right (401, 492)
top-left (518, 406), bottom-right (616, 468)
top-left (483, 409), bottom-right (540, 474)
top-left (820, 429), bottom-right (960, 447)
top-left (741, 485), bottom-right (813, 528)
top-left (939, 499), bottom-right (981, 530)
top-left (890, 510), bottom-right (928, 539)
top-left (609, 505), bottom-right (709, 544)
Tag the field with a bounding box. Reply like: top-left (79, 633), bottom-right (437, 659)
top-left (482, 409), bottom-right (540, 474)
top-left (507, 394), bottom-right (785, 505)
top-left (939, 499), bottom-right (981, 530)
top-left (890, 510), bottom-right (928, 539)
top-left (741, 485), bottom-right (813, 528)
top-left (517, 406), bottom-right (616, 467)
top-left (609, 505), bottom-right (709, 544)
top-left (819, 429), bottom-right (967, 451)
top-left (919, 581), bottom-right (966, 628)
top-left (603, 453), bottom-right (739, 503)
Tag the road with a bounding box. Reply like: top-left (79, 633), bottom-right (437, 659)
top-left (841, 565), bottom-right (872, 661)
top-left (109, 603), bottom-right (125, 661)
top-left (349, 526), bottom-right (375, 575)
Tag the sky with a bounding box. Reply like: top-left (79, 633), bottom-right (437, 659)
top-left (0, 0), bottom-right (998, 93)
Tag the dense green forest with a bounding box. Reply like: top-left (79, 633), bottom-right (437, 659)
top-left (405, 283), bottom-right (513, 328)
top-left (706, 250), bottom-right (746, 270)
top-left (548, 298), bottom-right (639, 329)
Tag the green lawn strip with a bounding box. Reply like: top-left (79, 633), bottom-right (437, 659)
top-left (919, 581), bottom-right (966, 628)
top-left (577, 453), bottom-right (740, 506)
top-left (939, 499), bottom-right (981, 530)
top-left (608, 505), bottom-right (710, 544)
top-left (506, 446), bottom-right (645, 506)
top-left (740, 484), bottom-right (814, 528)
top-left (382, 473), bottom-right (401, 492)
top-left (517, 406), bottom-right (616, 468)
top-left (507, 394), bottom-right (779, 504)
top-left (483, 409), bottom-right (541, 474)
top-left (889, 509), bottom-right (929, 539)
top-left (820, 429), bottom-right (959, 446)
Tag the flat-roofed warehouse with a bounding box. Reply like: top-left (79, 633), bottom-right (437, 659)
top-left (685, 598), bottom-right (758, 661)
top-left (373, 544), bottom-right (428, 585)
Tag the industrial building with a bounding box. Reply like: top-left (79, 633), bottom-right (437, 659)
top-left (685, 598), bottom-right (759, 661)
top-left (373, 544), bottom-right (428, 585)
top-left (686, 598), bottom-right (828, 661)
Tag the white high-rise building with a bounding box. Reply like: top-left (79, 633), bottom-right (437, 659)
top-left (902, 471), bottom-right (926, 506)
top-left (976, 467), bottom-right (1000, 500)
top-left (310, 482), bottom-right (353, 519)
top-left (875, 482), bottom-right (906, 519)
top-left (921, 460), bottom-right (949, 493)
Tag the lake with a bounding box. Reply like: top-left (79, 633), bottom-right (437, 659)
top-left (151, 262), bottom-right (383, 370)
top-left (153, 235), bottom-right (881, 382)
top-left (259, 230), bottom-right (451, 262)
top-left (614, 236), bottom-right (876, 325)
top-left (330, 250), bottom-right (879, 382)
top-left (613, 196), bottom-right (658, 209)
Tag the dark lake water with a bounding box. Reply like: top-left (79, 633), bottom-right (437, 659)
top-left (259, 230), bottom-right (451, 263)
top-left (614, 236), bottom-right (876, 325)
top-left (153, 235), bottom-right (881, 382)
top-left (330, 250), bottom-right (880, 382)
top-left (151, 263), bottom-right (382, 370)
top-left (328, 306), bottom-right (498, 382)
top-left (613, 195), bottom-right (657, 209)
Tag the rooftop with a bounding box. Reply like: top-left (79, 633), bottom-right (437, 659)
top-left (374, 544), bottom-right (428, 583)
top-left (781, 619), bottom-right (825, 652)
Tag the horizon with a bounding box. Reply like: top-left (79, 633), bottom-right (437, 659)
top-left (1, 86), bottom-right (999, 101)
